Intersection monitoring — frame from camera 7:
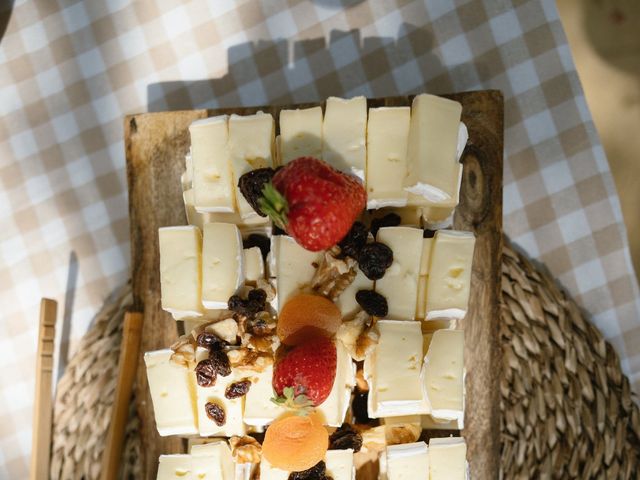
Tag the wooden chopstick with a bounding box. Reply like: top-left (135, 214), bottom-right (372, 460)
top-left (100, 312), bottom-right (143, 480)
top-left (30, 298), bottom-right (58, 480)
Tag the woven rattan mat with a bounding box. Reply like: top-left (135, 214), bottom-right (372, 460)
top-left (49, 238), bottom-right (640, 479)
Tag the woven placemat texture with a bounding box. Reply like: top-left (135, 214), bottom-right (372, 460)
top-left (501, 240), bottom-right (640, 479)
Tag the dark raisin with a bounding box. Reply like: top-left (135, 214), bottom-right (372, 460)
top-left (288, 461), bottom-right (329, 480)
top-left (355, 290), bottom-right (388, 317)
top-left (209, 349), bottom-right (231, 377)
top-left (228, 295), bottom-right (245, 313)
top-left (423, 229), bottom-right (436, 238)
top-left (225, 380), bottom-right (251, 399)
top-left (329, 423), bottom-right (363, 452)
top-left (243, 233), bottom-right (271, 259)
top-left (370, 213), bottom-right (401, 237)
top-left (196, 332), bottom-right (226, 351)
top-left (351, 391), bottom-right (370, 424)
top-left (204, 402), bottom-right (226, 426)
top-left (248, 288), bottom-right (267, 305)
top-left (272, 224), bottom-right (286, 236)
top-left (238, 168), bottom-right (276, 216)
top-left (338, 221), bottom-right (369, 259)
top-left (228, 290), bottom-right (266, 317)
top-left (358, 242), bottom-right (393, 280)
top-left (195, 359), bottom-right (217, 387)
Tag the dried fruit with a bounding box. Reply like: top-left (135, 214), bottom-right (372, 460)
top-left (238, 167), bottom-right (276, 216)
top-left (358, 242), bottom-right (393, 280)
top-left (225, 380), bottom-right (251, 399)
top-left (288, 461), bottom-right (330, 480)
top-left (423, 229), bottom-right (436, 239)
top-left (351, 391), bottom-right (370, 424)
top-left (329, 424), bottom-right (363, 452)
top-left (338, 221), bottom-right (368, 259)
top-left (209, 349), bottom-right (231, 377)
top-left (196, 331), bottom-right (226, 351)
top-left (205, 401), bottom-right (226, 426)
top-left (355, 290), bottom-right (388, 317)
top-left (228, 288), bottom-right (267, 318)
top-left (277, 294), bottom-right (342, 345)
top-left (370, 212), bottom-right (401, 237)
top-left (262, 414), bottom-right (329, 472)
top-left (195, 358), bottom-right (217, 387)
top-left (243, 233), bottom-right (271, 259)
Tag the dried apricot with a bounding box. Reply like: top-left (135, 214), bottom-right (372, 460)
top-left (277, 294), bottom-right (341, 345)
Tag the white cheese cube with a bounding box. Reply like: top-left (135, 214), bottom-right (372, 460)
top-left (316, 339), bottom-right (356, 427)
top-left (275, 235), bottom-right (322, 312)
top-left (190, 441), bottom-right (235, 480)
top-left (242, 364), bottom-right (285, 427)
top-left (205, 318), bottom-right (238, 345)
top-left (144, 350), bottom-right (198, 436)
top-left (189, 116), bottom-right (235, 213)
top-left (365, 320), bottom-right (428, 418)
top-left (201, 223), bottom-right (244, 310)
top-left (183, 189), bottom-right (209, 230)
top-left (159, 226), bottom-right (203, 319)
top-left (324, 449), bottom-right (355, 480)
top-left (335, 269), bottom-right (373, 319)
top-left (428, 437), bottom-right (468, 480)
top-left (258, 457), bottom-right (289, 480)
top-left (322, 96), bottom-right (367, 180)
top-left (420, 414), bottom-right (463, 430)
top-left (366, 107), bottom-right (410, 208)
top-left (422, 329), bottom-right (464, 425)
top-left (385, 442), bottom-right (429, 480)
top-left (228, 112), bottom-right (275, 219)
top-left (157, 454), bottom-right (194, 480)
top-left (416, 238), bottom-right (433, 320)
top-left (243, 247), bottom-right (264, 283)
top-left (425, 230), bottom-right (475, 320)
top-left (375, 227), bottom-right (424, 320)
top-left (279, 107), bottom-right (323, 164)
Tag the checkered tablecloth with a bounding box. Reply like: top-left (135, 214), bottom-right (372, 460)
top-left (1, 0), bottom-right (639, 476)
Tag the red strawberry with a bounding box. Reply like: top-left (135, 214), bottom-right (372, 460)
top-left (259, 157), bottom-right (366, 251)
top-left (272, 336), bottom-right (337, 407)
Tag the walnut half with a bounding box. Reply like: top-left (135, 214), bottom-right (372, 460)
top-left (230, 435), bottom-right (262, 464)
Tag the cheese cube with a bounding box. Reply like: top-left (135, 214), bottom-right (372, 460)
top-left (228, 112), bottom-right (275, 219)
top-left (183, 189), bottom-right (208, 230)
top-left (243, 247), bottom-right (264, 283)
top-left (365, 320), bottom-right (428, 417)
top-left (190, 442), bottom-right (235, 480)
top-left (385, 442), bottom-right (429, 480)
top-left (157, 455), bottom-right (193, 480)
top-left (201, 223), bottom-right (244, 309)
top-left (242, 364), bottom-right (285, 427)
top-left (144, 350), bottom-right (198, 436)
top-left (429, 437), bottom-right (467, 480)
top-left (322, 96), bottom-right (367, 180)
top-left (422, 329), bottom-right (464, 425)
top-left (189, 116), bottom-right (235, 213)
top-left (425, 230), bottom-right (475, 320)
top-left (275, 235), bottom-right (322, 312)
top-left (366, 107), bottom-right (410, 208)
top-left (364, 206), bottom-right (423, 228)
top-left (334, 269), bottom-right (373, 319)
top-left (324, 449), bottom-right (355, 480)
top-left (258, 458), bottom-right (289, 480)
top-left (316, 340), bottom-right (356, 427)
top-left (375, 227), bottom-right (424, 320)
top-left (416, 238), bottom-right (433, 320)
top-left (159, 226), bottom-right (203, 319)
top-left (421, 414), bottom-right (463, 430)
top-left (279, 107), bottom-right (323, 164)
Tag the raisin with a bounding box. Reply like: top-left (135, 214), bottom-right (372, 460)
top-left (423, 229), bottom-right (436, 238)
top-left (370, 213), bottom-right (401, 237)
top-left (248, 288), bottom-right (267, 305)
top-left (196, 332), bottom-right (226, 351)
top-left (205, 402), bottom-right (226, 426)
top-left (358, 242), bottom-right (393, 280)
top-left (243, 233), bottom-right (271, 260)
top-left (209, 349), bottom-right (231, 377)
top-left (329, 424), bottom-right (363, 452)
top-left (228, 295), bottom-right (245, 313)
top-left (351, 391), bottom-right (370, 424)
top-left (225, 380), bottom-right (251, 399)
top-left (228, 289), bottom-right (267, 317)
top-left (272, 224), bottom-right (286, 236)
top-left (338, 221), bottom-right (369, 259)
top-left (195, 359), bottom-right (217, 387)
top-left (355, 290), bottom-right (388, 317)
top-left (238, 168), bottom-right (276, 216)
top-left (288, 461), bottom-right (330, 480)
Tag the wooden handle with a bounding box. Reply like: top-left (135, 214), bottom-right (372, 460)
top-left (30, 298), bottom-right (58, 480)
top-left (100, 312), bottom-right (143, 480)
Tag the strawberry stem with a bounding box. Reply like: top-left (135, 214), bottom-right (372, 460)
top-left (259, 182), bottom-right (289, 230)
top-left (270, 386), bottom-right (314, 416)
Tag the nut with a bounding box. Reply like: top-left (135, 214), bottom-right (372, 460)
top-left (311, 247), bottom-right (358, 300)
top-left (227, 348), bottom-right (274, 372)
top-left (230, 435), bottom-right (262, 464)
top-left (169, 335), bottom-right (197, 369)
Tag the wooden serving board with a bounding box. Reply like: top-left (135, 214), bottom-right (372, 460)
top-left (125, 91), bottom-right (503, 480)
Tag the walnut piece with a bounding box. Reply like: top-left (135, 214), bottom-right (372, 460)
top-left (227, 348), bottom-right (273, 372)
top-left (205, 317), bottom-right (239, 344)
top-left (385, 423), bottom-right (421, 445)
top-left (169, 335), bottom-right (197, 369)
top-left (230, 435), bottom-right (262, 464)
top-left (310, 247), bottom-right (357, 300)
top-left (336, 311), bottom-right (379, 361)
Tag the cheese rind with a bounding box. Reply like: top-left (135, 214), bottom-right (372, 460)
top-left (316, 340), bottom-right (356, 427)
top-left (416, 238), bottom-right (433, 320)
top-left (428, 437), bottom-right (468, 480)
top-left (145, 350), bottom-right (198, 436)
top-left (201, 223), bottom-right (244, 309)
top-left (366, 107), bottom-right (410, 208)
top-left (322, 96), bottom-right (367, 180)
top-left (425, 230), bottom-right (475, 320)
top-left (243, 247), bottom-right (264, 283)
top-left (375, 227), bottom-right (424, 320)
top-left (279, 107), bottom-right (323, 164)
top-left (385, 442), bottom-right (429, 480)
top-left (189, 116), bottom-right (236, 213)
top-left (159, 226), bottom-right (203, 319)
top-left (275, 235), bottom-right (322, 312)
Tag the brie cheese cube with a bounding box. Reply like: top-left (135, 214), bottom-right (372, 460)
top-left (145, 350), bottom-right (198, 436)
top-left (405, 94), bottom-right (462, 206)
top-left (243, 247), bottom-right (264, 283)
top-left (322, 96), bottom-right (367, 180)
top-left (324, 449), bottom-right (355, 480)
top-left (206, 211), bottom-right (270, 229)
top-left (428, 437), bottom-right (467, 480)
top-left (183, 189), bottom-right (208, 230)
top-left (335, 269), bottom-right (373, 319)
top-left (190, 441), bottom-right (235, 480)
top-left (189, 116), bottom-right (236, 213)
top-left (366, 107), bottom-right (410, 209)
top-left (421, 414), bottom-right (463, 430)
top-left (416, 238), bottom-right (433, 320)
top-left (195, 348), bottom-right (246, 437)
top-left (375, 227), bottom-right (424, 320)
top-left (317, 340), bottom-right (356, 427)
top-left (157, 454), bottom-right (194, 480)
top-left (385, 442), bottom-right (429, 480)
top-left (242, 364), bottom-right (285, 427)
top-left (228, 112), bottom-right (275, 219)
top-left (279, 107), bottom-right (323, 164)
top-left (365, 320), bottom-right (428, 418)
top-left (202, 223), bottom-right (244, 309)
top-left (425, 230), bottom-right (475, 320)
top-left (422, 329), bottom-right (464, 425)
top-left (258, 457), bottom-right (289, 480)
top-left (159, 226), bottom-right (203, 319)
top-left (274, 235), bottom-right (322, 312)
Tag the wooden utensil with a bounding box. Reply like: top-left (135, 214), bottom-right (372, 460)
top-left (100, 312), bottom-right (143, 480)
top-left (30, 298), bottom-right (58, 480)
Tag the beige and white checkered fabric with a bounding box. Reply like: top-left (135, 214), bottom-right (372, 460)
top-left (1, 0), bottom-right (639, 475)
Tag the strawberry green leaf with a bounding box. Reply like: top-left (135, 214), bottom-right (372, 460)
top-left (259, 182), bottom-right (288, 230)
